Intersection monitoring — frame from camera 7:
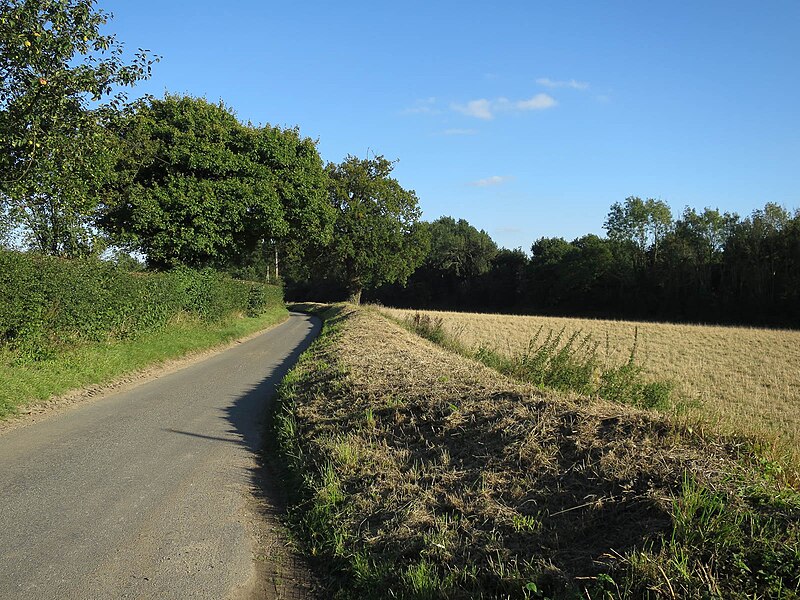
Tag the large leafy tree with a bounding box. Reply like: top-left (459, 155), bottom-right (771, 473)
top-left (102, 95), bottom-right (332, 273)
top-left (604, 196), bottom-right (673, 267)
top-left (0, 0), bottom-right (156, 255)
top-left (325, 155), bottom-right (428, 303)
top-left (370, 216), bottom-right (497, 309)
top-left (239, 121), bottom-right (334, 279)
top-left (425, 216), bottom-right (497, 280)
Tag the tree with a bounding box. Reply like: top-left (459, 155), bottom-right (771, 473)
top-left (722, 203), bottom-right (798, 322)
top-left (397, 216), bottom-right (498, 306)
top-left (240, 121), bottom-right (334, 279)
top-left (325, 155), bottom-right (428, 303)
top-left (101, 95), bottom-right (332, 273)
top-left (425, 216), bottom-right (497, 280)
top-left (604, 196), bottom-right (673, 266)
top-left (527, 235), bottom-right (620, 313)
top-left (484, 247), bottom-right (528, 310)
top-left (0, 0), bottom-right (156, 255)
top-left (528, 237), bottom-right (574, 308)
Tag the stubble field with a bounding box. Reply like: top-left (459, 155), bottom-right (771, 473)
top-left (378, 307), bottom-right (800, 467)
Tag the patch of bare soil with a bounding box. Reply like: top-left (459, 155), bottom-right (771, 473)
top-left (287, 306), bottom-right (747, 596)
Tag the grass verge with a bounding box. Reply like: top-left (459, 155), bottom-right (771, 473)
top-left (273, 304), bottom-right (800, 599)
top-left (0, 304), bottom-right (288, 419)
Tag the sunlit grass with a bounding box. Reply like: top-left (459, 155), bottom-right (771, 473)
top-left (0, 305), bottom-right (288, 418)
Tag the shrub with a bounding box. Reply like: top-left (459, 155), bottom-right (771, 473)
top-left (0, 250), bottom-right (283, 360)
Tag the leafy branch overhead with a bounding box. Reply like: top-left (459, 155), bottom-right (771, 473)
top-left (0, 0), bottom-right (158, 256)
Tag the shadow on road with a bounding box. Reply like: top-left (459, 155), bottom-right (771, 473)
top-left (225, 312), bottom-right (322, 600)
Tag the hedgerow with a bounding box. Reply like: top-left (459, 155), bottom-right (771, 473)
top-left (0, 250), bottom-right (282, 360)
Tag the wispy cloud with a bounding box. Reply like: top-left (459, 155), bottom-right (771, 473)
top-left (469, 175), bottom-right (512, 187)
top-left (440, 128), bottom-right (478, 136)
top-left (453, 99), bottom-right (494, 119)
top-left (451, 94), bottom-right (556, 120)
top-left (536, 77), bottom-right (589, 90)
top-left (401, 97), bottom-right (439, 115)
top-left (515, 94), bottom-right (558, 110)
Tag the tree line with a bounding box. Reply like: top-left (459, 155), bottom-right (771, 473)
top-left (364, 199), bottom-right (800, 327)
top-left (2, 1), bottom-right (798, 328)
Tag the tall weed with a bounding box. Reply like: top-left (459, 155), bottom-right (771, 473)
top-left (406, 312), bottom-right (673, 410)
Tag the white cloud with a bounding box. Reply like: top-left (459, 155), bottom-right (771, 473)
top-left (451, 94), bottom-right (556, 120)
top-left (440, 128), bottom-right (478, 136)
top-left (469, 175), bottom-right (512, 187)
top-left (515, 93), bottom-right (558, 110)
top-left (452, 99), bottom-right (494, 120)
top-left (536, 77), bottom-right (589, 90)
top-left (402, 97), bottom-right (439, 115)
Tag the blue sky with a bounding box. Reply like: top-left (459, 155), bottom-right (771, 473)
top-left (103, 0), bottom-right (800, 251)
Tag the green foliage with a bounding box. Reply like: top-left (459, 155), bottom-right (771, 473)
top-left (102, 95), bottom-right (332, 273)
top-left (405, 312), bottom-right (452, 347)
top-left (514, 328), bottom-right (598, 393)
top-left (323, 155), bottom-right (429, 303)
top-left (404, 312), bottom-right (672, 410)
top-left (597, 362), bottom-right (672, 410)
top-left (0, 0), bottom-right (157, 256)
top-left (0, 305), bottom-right (288, 418)
top-left (601, 473), bottom-right (800, 599)
top-left (425, 216), bottom-right (498, 280)
top-left (473, 327), bottom-right (598, 396)
top-left (0, 250), bottom-right (282, 360)
top-left (604, 196), bottom-right (673, 265)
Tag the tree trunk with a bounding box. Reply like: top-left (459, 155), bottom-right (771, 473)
top-left (348, 287), bottom-right (362, 305)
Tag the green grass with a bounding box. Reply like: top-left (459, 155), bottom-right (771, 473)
top-left (0, 304), bottom-right (288, 418)
top-left (600, 466), bottom-right (800, 599)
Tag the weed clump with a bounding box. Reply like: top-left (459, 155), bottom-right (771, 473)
top-left (406, 312), bottom-right (672, 410)
top-left (406, 312), bottom-right (453, 348)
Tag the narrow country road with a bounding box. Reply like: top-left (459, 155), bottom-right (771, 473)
top-left (0, 312), bottom-right (320, 600)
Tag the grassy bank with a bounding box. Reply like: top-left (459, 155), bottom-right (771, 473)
top-left (0, 305), bottom-right (288, 418)
top-left (274, 305), bottom-right (800, 599)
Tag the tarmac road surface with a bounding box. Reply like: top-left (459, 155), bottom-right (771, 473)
top-left (0, 312), bottom-right (320, 599)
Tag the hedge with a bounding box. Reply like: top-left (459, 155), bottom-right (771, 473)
top-left (0, 250), bottom-right (283, 360)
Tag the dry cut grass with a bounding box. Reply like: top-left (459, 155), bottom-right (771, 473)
top-left (378, 307), bottom-right (800, 468)
top-left (275, 305), bottom-right (800, 598)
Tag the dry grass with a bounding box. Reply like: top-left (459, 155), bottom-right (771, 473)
top-left (378, 307), bottom-right (800, 468)
top-left (274, 305), bottom-right (800, 598)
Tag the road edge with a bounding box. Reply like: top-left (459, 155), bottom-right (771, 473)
top-left (0, 312), bottom-right (293, 437)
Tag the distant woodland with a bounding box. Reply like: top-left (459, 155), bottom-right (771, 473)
top-left (323, 199), bottom-right (800, 328)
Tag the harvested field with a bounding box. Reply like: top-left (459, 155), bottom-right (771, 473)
top-left (274, 305), bottom-right (800, 599)
top-left (378, 307), bottom-right (800, 468)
